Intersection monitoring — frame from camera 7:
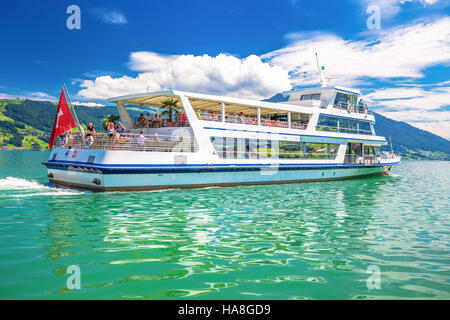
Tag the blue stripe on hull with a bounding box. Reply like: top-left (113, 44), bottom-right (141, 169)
top-left (46, 164), bottom-right (389, 191)
top-left (43, 160), bottom-right (399, 172)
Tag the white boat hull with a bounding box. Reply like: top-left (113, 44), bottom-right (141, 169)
top-left (45, 162), bottom-right (393, 191)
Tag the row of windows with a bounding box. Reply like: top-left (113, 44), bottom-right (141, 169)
top-left (300, 93), bottom-right (321, 101)
top-left (316, 115), bottom-right (373, 135)
top-left (334, 92), bottom-right (358, 106)
top-left (210, 137), bottom-right (340, 160)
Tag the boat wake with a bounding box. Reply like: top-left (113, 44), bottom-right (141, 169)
top-left (0, 177), bottom-right (83, 197)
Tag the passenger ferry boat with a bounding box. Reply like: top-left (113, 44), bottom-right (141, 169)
top-left (43, 84), bottom-right (401, 191)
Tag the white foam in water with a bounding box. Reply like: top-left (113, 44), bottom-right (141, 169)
top-left (0, 177), bottom-right (83, 196)
top-left (0, 177), bottom-right (44, 190)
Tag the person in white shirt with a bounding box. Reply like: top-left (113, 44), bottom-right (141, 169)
top-left (136, 131), bottom-right (146, 151)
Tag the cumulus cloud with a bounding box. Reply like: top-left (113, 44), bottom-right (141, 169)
top-left (71, 101), bottom-right (105, 107)
top-left (78, 53), bottom-right (292, 100)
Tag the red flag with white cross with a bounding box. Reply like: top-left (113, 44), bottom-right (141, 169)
top-left (49, 89), bottom-right (77, 149)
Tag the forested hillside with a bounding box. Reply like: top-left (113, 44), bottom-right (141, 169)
top-left (0, 98), bottom-right (136, 150)
top-left (374, 113), bottom-right (450, 160)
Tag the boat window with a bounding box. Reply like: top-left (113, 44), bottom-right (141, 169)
top-left (279, 141), bottom-right (304, 159)
top-left (317, 115), bottom-right (373, 135)
top-left (374, 146), bottom-right (381, 156)
top-left (300, 93), bottom-right (321, 101)
top-left (210, 137), bottom-right (339, 160)
top-left (291, 112), bottom-right (310, 130)
top-left (359, 121), bottom-right (371, 135)
top-left (334, 92), bottom-right (349, 107)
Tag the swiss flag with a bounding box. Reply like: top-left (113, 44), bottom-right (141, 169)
top-left (49, 89), bottom-right (77, 149)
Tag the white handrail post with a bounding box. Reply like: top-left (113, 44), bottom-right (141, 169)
top-left (221, 101), bottom-right (225, 123)
top-left (288, 112), bottom-right (291, 129)
top-left (257, 107), bottom-right (261, 126)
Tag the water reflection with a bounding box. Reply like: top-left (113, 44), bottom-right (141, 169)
top-left (38, 175), bottom-right (394, 298)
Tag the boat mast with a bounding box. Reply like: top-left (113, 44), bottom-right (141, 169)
top-left (63, 82), bottom-right (85, 138)
top-left (315, 53), bottom-right (327, 87)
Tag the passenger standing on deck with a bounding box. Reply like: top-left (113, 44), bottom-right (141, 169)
top-left (107, 122), bottom-right (118, 148)
top-left (116, 122), bottom-right (127, 144)
top-left (137, 131), bottom-right (146, 151)
top-left (137, 113), bottom-right (144, 127)
top-left (180, 112), bottom-right (187, 126)
top-left (154, 114), bottom-right (163, 128)
top-left (107, 122), bottom-right (115, 137)
top-left (84, 123), bottom-right (95, 148)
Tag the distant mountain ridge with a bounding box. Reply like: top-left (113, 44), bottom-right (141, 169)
top-left (0, 98), bottom-right (449, 159)
top-left (373, 113), bottom-right (450, 159)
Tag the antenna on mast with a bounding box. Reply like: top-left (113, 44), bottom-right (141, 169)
top-left (315, 53), bottom-right (327, 87)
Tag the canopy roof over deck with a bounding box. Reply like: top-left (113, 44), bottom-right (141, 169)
top-left (109, 90), bottom-right (317, 115)
top-left (109, 90), bottom-right (182, 108)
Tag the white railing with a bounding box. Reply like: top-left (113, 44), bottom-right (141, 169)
top-left (316, 125), bottom-right (373, 135)
top-left (214, 150), bottom-right (336, 160)
top-left (54, 132), bottom-right (197, 152)
top-left (197, 111), bottom-right (308, 130)
top-left (334, 101), bottom-right (372, 114)
top-left (344, 153), bottom-right (398, 165)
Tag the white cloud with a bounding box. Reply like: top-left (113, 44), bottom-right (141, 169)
top-left (379, 110), bottom-right (450, 139)
top-left (71, 101), bottom-right (105, 107)
top-left (401, 0), bottom-right (440, 6)
top-left (0, 91), bottom-right (58, 102)
top-left (366, 85), bottom-right (450, 139)
top-left (78, 53), bottom-right (292, 100)
top-left (366, 85), bottom-right (450, 110)
top-left (262, 17), bottom-right (450, 87)
top-left (359, 0), bottom-right (442, 18)
top-left (92, 8), bottom-right (127, 25)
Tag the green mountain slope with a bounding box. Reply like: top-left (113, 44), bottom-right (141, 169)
top-left (0, 98), bottom-right (448, 159)
top-left (0, 98), bottom-right (129, 150)
top-left (374, 113), bottom-right (450, 160)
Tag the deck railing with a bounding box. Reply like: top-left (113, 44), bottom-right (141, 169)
top-left (198, 112), bottom-right (308, 130)
top-left (334, 102), bottom-right (373, 115)
top-left (344, 154), bottom-right (384, 164)
top-left (316, 125), bottom-right (373, 135)
top-left (54, 132), bottom-right (197, 152)
top-left (134, 116), bottom-right (190, 129)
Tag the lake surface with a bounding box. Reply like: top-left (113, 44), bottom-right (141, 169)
top-left (0, 150), bottom-right (448, 299)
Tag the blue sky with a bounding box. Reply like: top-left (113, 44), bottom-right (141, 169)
top-left (0, 0), bottom-right (449, 138)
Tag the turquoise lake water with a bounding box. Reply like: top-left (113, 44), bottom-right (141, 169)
top-left (0, 150), bottom-right (448, 299)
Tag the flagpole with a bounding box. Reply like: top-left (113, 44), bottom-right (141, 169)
top-left (389, 136), bottom-right (393, 153)
top-left (62, 82), bottom-right (85, 138)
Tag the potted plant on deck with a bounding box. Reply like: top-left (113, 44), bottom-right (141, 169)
top-left (161, 99), bottom-right (180, 127)
top-left (101, 114), bottom-right (120, 130)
